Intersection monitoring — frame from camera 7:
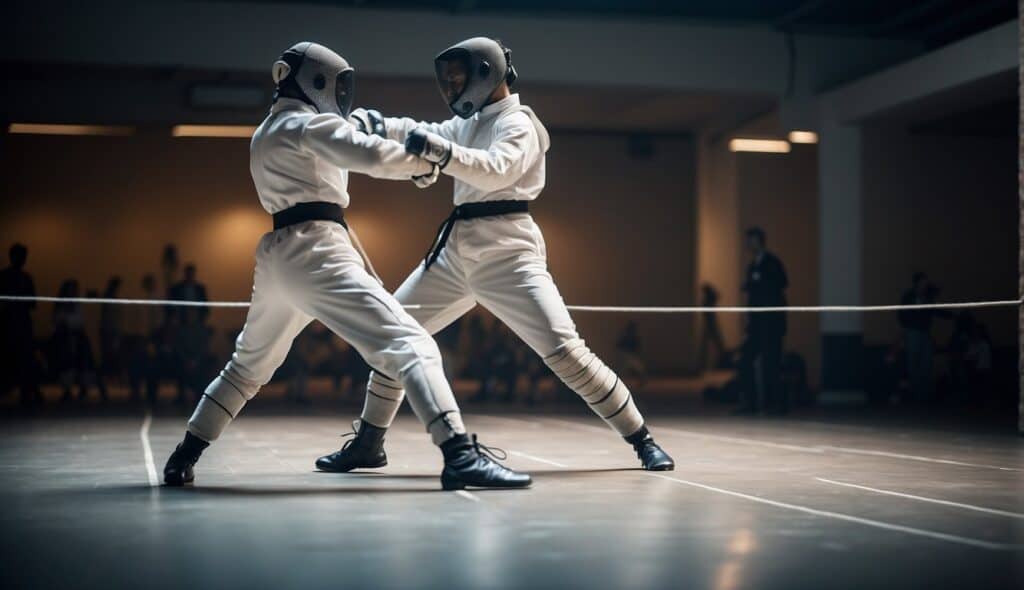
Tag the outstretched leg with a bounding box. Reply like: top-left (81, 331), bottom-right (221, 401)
top-left (166, 241), bottom-right (313, 486)
top-left (317, 248), bottom-right (474, 472)
top-left (472, 252), bottom-right (674, 471)
top-left (293, 226), bottom-right (527, 489)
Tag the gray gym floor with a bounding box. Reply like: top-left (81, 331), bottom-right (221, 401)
top-left (1, 409), bottom-right (1022, 589)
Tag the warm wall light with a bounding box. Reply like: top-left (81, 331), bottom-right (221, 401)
top-left (8, 123), bottom-right (134, 136)
top-left (171, 125), bottom-right (258, 138)
top-left (788, 130), bottom-right (819, 144)
top-left (728, 138), bottom-right (791, 153)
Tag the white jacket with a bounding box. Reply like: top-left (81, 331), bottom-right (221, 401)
top-left (250, 98), bottom-right (432, 214)
top-left (383, 94), bottom-right (550, 206)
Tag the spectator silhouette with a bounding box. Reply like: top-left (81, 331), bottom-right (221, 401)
top-left (124, 274), bottom-right (163, 402)
top-left (898, 273), bottom-right (951, 401)
top-left (167, 263), bottom-right (209, 323)
top-left (736, 227), bottom-right (789, 415)
top-left (168, 265), bottom-right (210, 404)
top-left (99, 276), bottom-right (124, 384)
top-left (0, 243), bottom-right (42, 404)
top-left (161, 244), bottom-right (180, 295)
top-left (52, 280), bottom-right (106, 402)
top-left (697, 283), bottom-right (725, 373)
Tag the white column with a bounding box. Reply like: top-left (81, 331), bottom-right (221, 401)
top-left (818, 121), bottom-right (864, 393)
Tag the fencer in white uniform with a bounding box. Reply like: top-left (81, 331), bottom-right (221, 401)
top-left (163, 42), bottom-right (530, 491)
top-left (316, 37), bottom-right (674, 472)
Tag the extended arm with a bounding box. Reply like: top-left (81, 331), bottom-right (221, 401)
top-left (407, 115), bottom-right (538, 192)
top-left (301, 113), bottom-right (433, 180)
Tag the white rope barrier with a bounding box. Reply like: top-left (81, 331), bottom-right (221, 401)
top-left (1, 295), bottom-right (1020, 313)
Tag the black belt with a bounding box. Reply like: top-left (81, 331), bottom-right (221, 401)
top-left (273, 201), bottom-right (347, 231)
top-left (423, 200), bottom-right (530, 270)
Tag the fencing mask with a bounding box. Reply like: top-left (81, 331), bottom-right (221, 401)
top-left (271, 42), bottom-right (354, 117)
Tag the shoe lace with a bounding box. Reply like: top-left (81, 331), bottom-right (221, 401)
top-left (338, 428), bottom-right (358, 452)
top-left (632, 437), bottom-right (654, 460)
top-left (471, 434), bottom-right (508, 462)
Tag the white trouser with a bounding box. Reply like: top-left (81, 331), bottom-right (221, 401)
top-left (187, 221), bottom-right (464, 445)
top-left (361, 213), bottom-right (644, 437)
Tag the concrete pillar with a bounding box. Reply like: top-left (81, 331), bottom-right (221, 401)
top-left (1018, 0), bottom-right (1023, 434)
top-left (818, 121), bottom-right (864, 393)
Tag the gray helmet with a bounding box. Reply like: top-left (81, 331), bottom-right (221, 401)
top-left (434, 37), bottom-right (517, 119)
top-left (271, 42), bottom-right (355, 117)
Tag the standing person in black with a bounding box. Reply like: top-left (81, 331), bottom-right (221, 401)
top-left (0, 244), bottom-right (42, 404)
top-left (736, 227), bottom-right (789, 415)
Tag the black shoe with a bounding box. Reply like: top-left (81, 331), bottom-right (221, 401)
top-left (315, 420), bottom-right (388, 473)
top-left (440, 433), bottom-right (532, 490)
top-left (163, 431), bottom-right (209, 486)
top-left (625, 426), bottom-right (674, 471)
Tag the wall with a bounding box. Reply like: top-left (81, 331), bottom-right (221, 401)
top-left (862, 127), bottom-right (1018, 348)
top-left (0, 130), bottom-right (696, 372)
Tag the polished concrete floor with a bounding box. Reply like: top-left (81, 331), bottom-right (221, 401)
top-left (1, 408), bottom-right (1022, 589)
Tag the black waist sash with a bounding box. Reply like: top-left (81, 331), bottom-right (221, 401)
top-left (423, 200), bottom-right (530, 270)
top-left (273, 201), bottom-right (347, 231)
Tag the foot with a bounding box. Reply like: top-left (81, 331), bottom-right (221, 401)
top-left (440, 433), bottom-right (532, 490)
top-left (625, 425), bottom-right (674, 471)
top-left (315, 420), bottom-right (388, 472)
top-left (163, 431), bottom-right (209, 486)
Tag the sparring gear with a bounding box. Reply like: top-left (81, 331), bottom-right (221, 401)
top-left (350, 108), bottom-right (386, 137)
top-left (252, 98), bottom-right (432, 213)
top-left (178, 93), bottom-right (471, 472)
top-left (406, 128), bottom-right (452, 168)
top-left (440, 433), bottom-right (532, 490)
top-left (163, 431), bottom-right (209, 486)
top-left (435, 37), bottom-right (517, 119)
top-left (315, 419), bottom-right (387, 472)
top-left (624, 425), bottom-right (675, 471)
top-left (188, 374), bottom-right (250, 442)
top-left (412, 163), bottom-right (440, 189)
top-left (353, 92), bottom-right (666, 471)
top-left (423, 200), bottom-right (529, 269)
top-left (272, 42), bottom-right (355, 117)
top-left (544, 339), bottom-right (643, 436)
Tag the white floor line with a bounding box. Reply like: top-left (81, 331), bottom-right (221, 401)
top-left (652, 426), bottom-right (825, 454)
top-left (818, 446), bottom-right (1021, 472)
top-left (648, 424), bottom-right (1019, 472)
top-left (646, 473), bottom-right (1021, 551)
top-left (508, 450), bottom-right (570, 468)
top-left (140, 410), bottom-right (158, 487)
top-left (455, 490), bottom-right (480, 502)
top-left (517, 416), bottom-right (1020, 473)
top-left (815, 478), bottom-right (1024, 520)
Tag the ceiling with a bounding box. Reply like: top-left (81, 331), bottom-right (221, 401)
top-left (203, 0), bottom-right (1018, 47)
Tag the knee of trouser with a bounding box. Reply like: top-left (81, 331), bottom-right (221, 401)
top-left (187, 372), bottom-right (255, 442)
top-left (543, 338), bottom-right (619, 402)
top-left (372, 333), bottom-right (444, 380)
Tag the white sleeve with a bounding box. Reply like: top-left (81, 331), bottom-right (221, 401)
top-left (300, 113), bottom-right (432, 180)
top-left (441, 115), bottom-right (538, 191)
top-left (383, 115), bottom-right (460, 143)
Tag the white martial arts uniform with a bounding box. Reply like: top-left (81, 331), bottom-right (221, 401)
top-left (187, 98), bottom-right (465, 445)
top-left (360, 94), bottom-right (645, 437)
